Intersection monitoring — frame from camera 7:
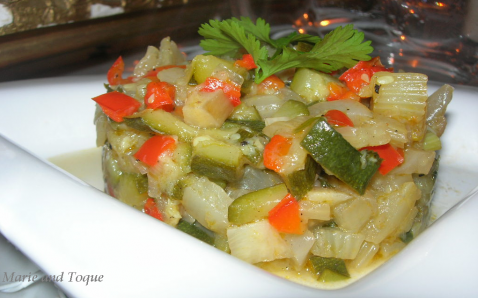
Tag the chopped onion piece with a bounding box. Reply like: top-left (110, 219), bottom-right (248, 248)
top-left (182, 176), bottom-right (233, 235)
top-left (391, 148), bottom-right (436, 175)
top-left (284, 230), bottom-right (315, 268)
top-left (306, 188), bottom-right (352, 205)
top-left (311, 227), bottom-right (365, 259)
top-left (227, 220), bottom-right (291, 264)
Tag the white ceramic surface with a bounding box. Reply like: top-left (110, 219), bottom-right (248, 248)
top-left (0, 76), bottom-right (477, 297)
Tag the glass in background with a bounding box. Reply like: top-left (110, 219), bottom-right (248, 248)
top-left (306, 0), bottom-right (477, 86)
top-left (233, 0), bottom-right (477, 86)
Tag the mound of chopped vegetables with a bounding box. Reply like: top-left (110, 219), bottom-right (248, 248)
top-left (92, 17), bottom-right (452, 288)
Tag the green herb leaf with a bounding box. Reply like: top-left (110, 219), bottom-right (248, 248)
top-left (198, 17), bottom-right (373, 84)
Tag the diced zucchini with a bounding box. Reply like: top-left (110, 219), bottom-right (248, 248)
top-left (406, 158), bottom-right (439, 239)
top-left (290, 68), bottom-right (341, 103)
top-left (228, 183), bottom-right (288, 225)
top-left (116, 173), bottom-right (149, 210)
top-left (148, 141), bottom-right (192, 198)
top-left (273, 100), bottom-right (310, 118)
top-left (183, 89), bottom-right (235, 128)
top-left (301, 117), bottom-right (381, 195)
top-left (283, 155), bottom-right (318, 199)
top-left (229, 103), bottom-right (262, 121)
top-left (213, 234), bottom-right (230, 253)
top-left (191, 136), bottom-right (244, 182)
top-left (122, 117), bottom-right (154, 133)
top-left (176, 219), bottom-right (215, 246)
top-left (192, 55), bottom-right (238, 84)
top-left (102, 143), bottom-right (123, 187)
top-left (309, 256), bottom-right (350, 280)
top-left (225, 119), bottom-right (265, 133)
top-left (238, 134), bottom-right (267, 165)
top-left (141, 109), bottom-right (198, 142)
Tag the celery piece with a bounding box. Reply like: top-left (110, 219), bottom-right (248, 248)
top-left (300, 117), bottom-right (381, 195)
top-left (371, 72), bottom-right (428, 141)
top-left (309, 256), bottom-right (350, 280)
top-left (422, 130), bottom-right (442, 151)
top-left (176, 219), bottom-right (215, 246)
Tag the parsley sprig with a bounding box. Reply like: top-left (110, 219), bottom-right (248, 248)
top-left (198, 17), bottom-right (373, 83)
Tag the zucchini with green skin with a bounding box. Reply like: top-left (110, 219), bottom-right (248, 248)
top-left (176, 219), bottom-right (215, 245)
top-left (290, 68), bottom-right (342, 103)
top-left (228, 183), bottom-right (288, 225)
top-left (191, 136), bottom-right (244, 182)
top-left (116, 173), bottom-right (148, 210)
top-left (284, 155), bottom-right (318, 199)
top-left (273, 100), bottom-right (310, 118)
top-left (309, 256), bottom-right (350, 281)
top-left (401, 158), bottom-right (439, 242)
top-left (122, 117), bottom-right (155, 133)
top-left (225, 119), bottom-right (265, 133)
top-left (301, 117), bottom-right (381, 195)
top-left (141, 109), bottom-right (198, 142)
top-left (229, 103), bottom-right (262, 121)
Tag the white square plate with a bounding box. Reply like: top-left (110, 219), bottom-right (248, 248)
top-left (0, 75), bottom-right (477, 297)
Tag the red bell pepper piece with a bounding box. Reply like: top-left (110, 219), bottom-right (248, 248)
top-left (263, 135), bottom-right (292, 172)
top-left (339, 57), bottom-right (393, 94)
top-left (268, 194), bottom-right (303, 234)
top-left (360, 143), bottom-right (404, 175)
top-left (234, 54), bottom-right (257, 70)
top-left (326, 82), bottom-right (360, 101)
top-left (145, 81), bottom-right (176, 112)
top-left (257, 75), bottom-right (285, 94)
top-left (144, 198), bottom-right (163, 221)
top-left (107, 56), bottom-right (133, 85)
top-left (92, 91), bottom-right (141, 122)
top-left (201, 77), bottom-right (241, 106)
top-left (134, 135), bottom-right (176, 166)
top-left (324, 110), bottom-right (354, 127)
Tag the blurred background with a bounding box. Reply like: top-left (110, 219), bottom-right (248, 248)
top-left (0, 0), bottom-right (476, 86)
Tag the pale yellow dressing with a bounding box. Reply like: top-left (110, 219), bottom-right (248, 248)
top-left (48, 147), bottom-right (104, 191)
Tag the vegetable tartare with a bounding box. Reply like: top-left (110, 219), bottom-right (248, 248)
top-left (92, 17), bottom-right (452, 288)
